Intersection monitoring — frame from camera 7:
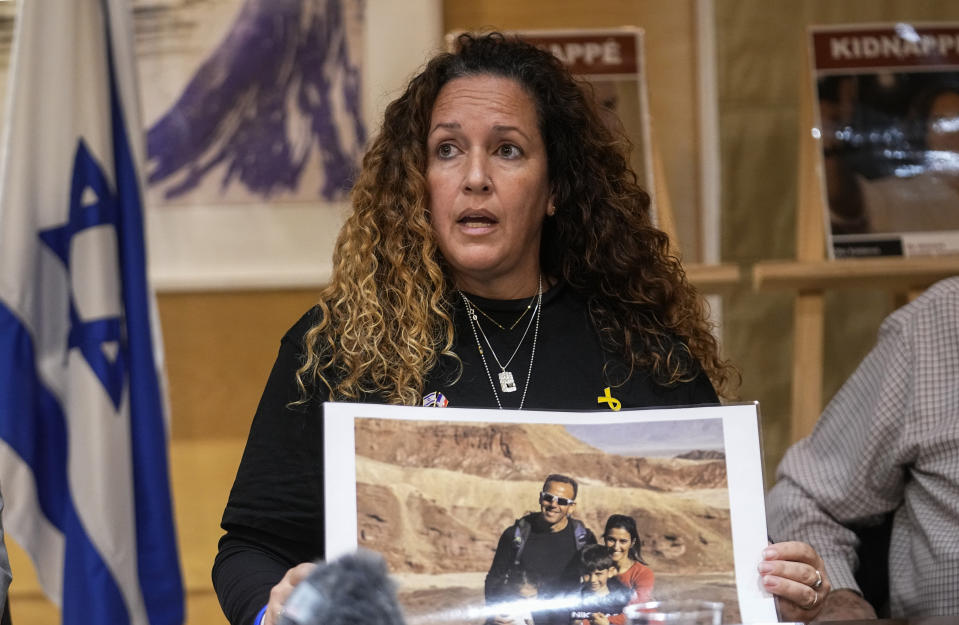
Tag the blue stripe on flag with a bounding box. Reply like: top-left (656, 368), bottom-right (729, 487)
top-left (104, 0), bottom-right (185, 620)
top-left (0, 303), bottom-right (130, 624)
top-left (0, 0), bottom-right (186, 621)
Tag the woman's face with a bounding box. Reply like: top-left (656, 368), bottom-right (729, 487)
top-left (426, 74), bottom-right (552, 299)
top-left (604, 527), bottom-right (635, 564)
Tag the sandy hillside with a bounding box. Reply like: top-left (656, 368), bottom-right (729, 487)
top-left (354, 420), bottom-right (733, 576)
top-left (355, 419), bottom-right (727, 490)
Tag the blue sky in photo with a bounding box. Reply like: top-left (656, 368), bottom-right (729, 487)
top-left (564, 418), bottom-right (724, 457)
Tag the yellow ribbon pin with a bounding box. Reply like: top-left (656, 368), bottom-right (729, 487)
top-left (597, 387), bottom-right (621, 411)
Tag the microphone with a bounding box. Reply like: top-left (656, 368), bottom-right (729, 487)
top-left (277, 549), bottom-right (407, 625)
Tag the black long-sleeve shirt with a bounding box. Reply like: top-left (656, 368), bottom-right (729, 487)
top-left (212, 283), bottom-right (719, 625)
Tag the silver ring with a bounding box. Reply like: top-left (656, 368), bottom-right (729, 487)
top-left (812, 568), bottom-right (823, 590)
top-left (802, 591), bottom-right (819, 611)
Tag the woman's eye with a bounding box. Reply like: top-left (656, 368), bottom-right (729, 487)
top-left (437, 143), bottom-right (458, 158)
top-left (498, 144), bottom-right (521, 158)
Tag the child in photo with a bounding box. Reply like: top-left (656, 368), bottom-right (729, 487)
top-left (487, 568), bottom-right (540, 625)
top-left (571, 545), bottom-right (632, 625)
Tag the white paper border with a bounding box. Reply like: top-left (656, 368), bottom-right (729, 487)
top-left (324, 401), bottom-right (777, 623)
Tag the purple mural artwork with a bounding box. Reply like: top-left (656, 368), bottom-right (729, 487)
top-left (145, 0), bottom-right (365, 204)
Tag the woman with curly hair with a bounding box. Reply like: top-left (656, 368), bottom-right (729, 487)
top-left (296, 32), bottom-right (733, 408)
top-left (213, 32), bottom-right (828, 625)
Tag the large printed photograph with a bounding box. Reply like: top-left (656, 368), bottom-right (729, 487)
top-left (324, 403), bottom-right (778, 625)
top-left (810, 23), bottom-right (959, 258)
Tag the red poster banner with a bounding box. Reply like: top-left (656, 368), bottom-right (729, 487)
top-left (809, 23), bottom-right (959, 258)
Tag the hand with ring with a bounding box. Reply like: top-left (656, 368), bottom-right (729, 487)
top-left (757, 541), bottom-right (832, 622)
top-left (264, 561), bottom-right (318, 625)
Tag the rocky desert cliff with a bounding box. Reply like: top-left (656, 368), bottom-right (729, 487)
top-left (355, 418), bottom-right (734, 577)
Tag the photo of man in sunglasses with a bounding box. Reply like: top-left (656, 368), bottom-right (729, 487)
top-left (484, 474), bottom-right (598, 625)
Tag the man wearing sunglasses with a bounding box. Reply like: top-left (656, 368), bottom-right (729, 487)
top-left (485, 474), bottom-right (597, 625)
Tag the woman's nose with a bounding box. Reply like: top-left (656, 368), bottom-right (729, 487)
top-left (463, 151), bottom-right (490, 192)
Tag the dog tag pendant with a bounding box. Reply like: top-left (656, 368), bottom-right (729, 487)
top-left (499, 371), bottom-right (517, 392)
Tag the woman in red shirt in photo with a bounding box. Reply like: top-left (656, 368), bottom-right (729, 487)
top-left (603, 515), bottom-right (654, 604)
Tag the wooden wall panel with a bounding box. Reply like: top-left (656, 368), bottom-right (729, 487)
top-left (159, 290), bottom-right (320, 440)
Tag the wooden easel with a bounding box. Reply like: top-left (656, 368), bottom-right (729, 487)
top-left (753, 48), bottom-right (959, 443)
top-left (649, 128), bottom-right (741, 292)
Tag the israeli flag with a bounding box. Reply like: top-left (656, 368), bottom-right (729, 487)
top-left (0, 0), bottom-right (184, 623)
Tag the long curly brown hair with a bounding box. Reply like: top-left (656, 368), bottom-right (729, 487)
top-left (296, 32), bottom-right (736, 405)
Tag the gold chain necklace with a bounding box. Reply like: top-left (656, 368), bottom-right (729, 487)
top-left (468, 295), bottom-right (535, 331)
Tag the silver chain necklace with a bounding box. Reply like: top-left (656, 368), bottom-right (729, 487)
top-left (460, 276), bottom-right (543, 409)
top-left (461, 278), bottom-right (540, 392)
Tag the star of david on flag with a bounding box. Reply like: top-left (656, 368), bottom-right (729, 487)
top-left (0, 0), bottom-right (184, 623)
top-left (39, 142), bottom-right (127, 411)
